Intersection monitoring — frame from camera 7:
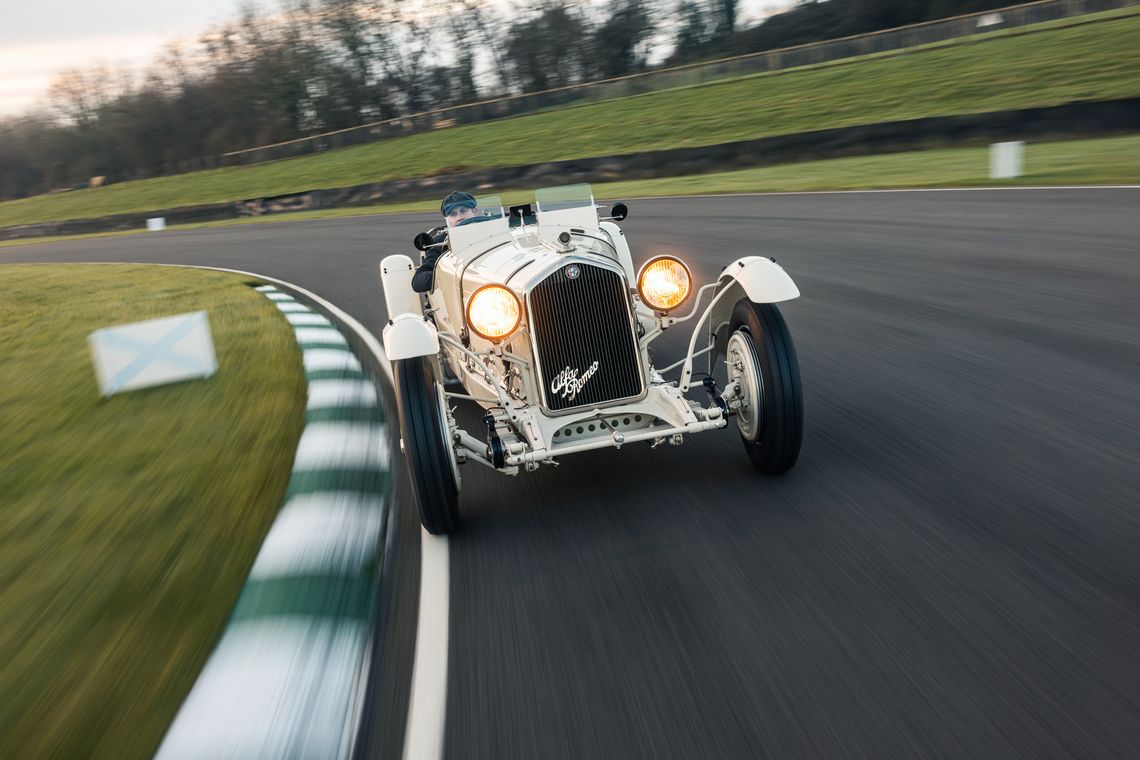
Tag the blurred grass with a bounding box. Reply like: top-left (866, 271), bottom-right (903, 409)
top-left (1, 8), bottom-right (1138, 229)
top-left (3, 132), bottom-right (1135, 249)
top-left (0, 265), bottom-right (305, 759)
top-left (591, 132), bottom-right (1140, 196)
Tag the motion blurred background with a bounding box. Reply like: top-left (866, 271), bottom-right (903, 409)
top-left (4, 0), bottom-right (1136, 203)
top-left (2, 1), bottom-right (1138, 758)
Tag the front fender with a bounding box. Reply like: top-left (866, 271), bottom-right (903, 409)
top-left (383, 314), bottom-right (440, 362)
top-left (711, 256), bottom-right (799, 352)
top-left (718, 256), bottom-right (799, 303)
top-left (675, 256), bottom-right (800, 389)
top-left (380, 254), bottom-right (423, 320)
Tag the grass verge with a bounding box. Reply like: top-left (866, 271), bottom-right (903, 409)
top-left (591, 132), bottom-right (1140, 196)
top-left (2, 133), bottom-right (1136, 249)
top-left (1, 8), bottom-right (1138, 229)
top-left (0, 265), bottom-right (305, 759)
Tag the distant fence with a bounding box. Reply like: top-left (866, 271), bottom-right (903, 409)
top-left (219, 0), bottom-right (1139, 167)
top-left (10, 97), bottom-right (1136, 242)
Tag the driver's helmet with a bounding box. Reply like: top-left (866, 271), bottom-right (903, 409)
top-left (441, 191), bottom-right (476, 219)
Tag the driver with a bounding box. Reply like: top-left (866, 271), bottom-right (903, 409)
top-left (412, 190), bottom-right (476, 293)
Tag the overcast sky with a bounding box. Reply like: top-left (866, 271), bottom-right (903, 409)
top-left (1, 1), bottom-right (240, 115)
top-left (0, 0), bottom-right (788, 117)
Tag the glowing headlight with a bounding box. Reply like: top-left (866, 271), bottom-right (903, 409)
top-left (466, 285), bottom-right (522, 341)
top-left (637, 256), bottom-right (692, 312)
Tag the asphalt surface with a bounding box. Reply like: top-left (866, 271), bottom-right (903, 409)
top-left (4, 189), bottom-right (1139, 759)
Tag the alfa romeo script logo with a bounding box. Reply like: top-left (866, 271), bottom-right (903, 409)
top-left (564, 264), bottom-right (581, 280)
top-left (551, 361), bottom-right (599, 401)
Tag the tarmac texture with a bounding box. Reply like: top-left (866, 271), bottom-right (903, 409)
top-left (4, 188), bottom-right (1138, 759)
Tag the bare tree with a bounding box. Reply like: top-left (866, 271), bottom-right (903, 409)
top-left (713, 0), bottom-right (737, 38)
top-left (669, 0), bottom-right (713, 63)
top-left (591, 0), bottom-right (657, 79)
top-left (48, 65), bottom-right (115, 128)
top-left (502, 1), bottom-right (592, 92)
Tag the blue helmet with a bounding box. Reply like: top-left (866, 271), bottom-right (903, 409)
top-left (441, 191), bottom-right (476, 217)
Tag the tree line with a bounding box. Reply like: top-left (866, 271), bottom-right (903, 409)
top-left (0, 0), bottom-right (1011, 201)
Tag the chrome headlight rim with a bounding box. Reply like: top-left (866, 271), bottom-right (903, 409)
top-left (636, 255), bottom-right (693, 313)
top-left (465, 283), bottom-right (523, 342)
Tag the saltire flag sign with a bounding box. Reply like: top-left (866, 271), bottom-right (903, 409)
top-left (88, 311), bottom-right (218, 396)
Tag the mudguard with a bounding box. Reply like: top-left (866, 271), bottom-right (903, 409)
top-left (383, 313), bottom-right (440, 362)
top-left (677, 256), bottom-right (800, 390)
top-left (380, 254), bottom-right (422, 320)
top-left (719, 256), bottom-right (799, 303)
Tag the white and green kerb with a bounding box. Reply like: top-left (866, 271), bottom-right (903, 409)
top-left (156, 285), bottom-right (391, 760)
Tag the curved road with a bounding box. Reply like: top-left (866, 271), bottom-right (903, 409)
top-left (4, 189), bottom-right (1139, 759)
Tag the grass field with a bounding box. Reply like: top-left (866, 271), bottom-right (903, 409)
top-left (3, 132), bottom-right (1136, 249)
top-left (1, 8), bottom-right (1138, 229)
top-left (0, 266), bottom-right (305, 759)
top-left (591, 132), bottom-right (1140, 195)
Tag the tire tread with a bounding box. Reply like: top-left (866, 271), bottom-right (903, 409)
top-left (395, 356), bottom-right (459, 533)
top-left (729, 300), bottom-right (803, 474)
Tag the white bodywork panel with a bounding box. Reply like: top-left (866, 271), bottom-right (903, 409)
top-left (708, 256), bottom-right (799, 350)
top-left (669, 255), bottom-right (800, 391)
top-left (720, 256), bottom-right (799, 303)
top-left (382, 313), bottom-right (439, 361)
top-left (599, 221), bottom-right (636, 283)
top-left (379, 255), bottom-right (421, 320)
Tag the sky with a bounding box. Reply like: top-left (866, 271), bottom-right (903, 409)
top-left (0, 0), bottom-right (789, 117)
top-left (1, 1), bottom-right (239, 116)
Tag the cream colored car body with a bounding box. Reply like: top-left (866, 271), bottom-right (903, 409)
top-left (380, 189), bottom-right (798, 474)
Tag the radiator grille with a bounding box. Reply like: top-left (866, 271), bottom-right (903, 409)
top-left (529, 263), bottom-right (643, 412)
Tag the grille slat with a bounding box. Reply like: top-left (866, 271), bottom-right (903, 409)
top-left (529, 264), bottom-right (643, 412)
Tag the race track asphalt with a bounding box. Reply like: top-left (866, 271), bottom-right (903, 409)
top-left (4, 188), bottom-right (1139, 759)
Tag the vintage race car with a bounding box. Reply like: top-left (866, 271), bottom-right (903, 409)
top-left (380, 184), bottom-right (802, 533)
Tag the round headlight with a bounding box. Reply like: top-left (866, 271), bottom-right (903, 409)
top-left (637, 256), bottom-right (692, 312)
top-left (466, 285), bottom-right (522, 341)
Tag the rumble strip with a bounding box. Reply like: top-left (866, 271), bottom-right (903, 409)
top-left (155, 284), bottom-right (392, 759)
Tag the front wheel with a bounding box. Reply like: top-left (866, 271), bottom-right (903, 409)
top-left (394, 355), bottom-right (460, 533)
top-left (726, 300), bottom-right (803, 474)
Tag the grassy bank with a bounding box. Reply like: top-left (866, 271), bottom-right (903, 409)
top-left (1, 8), bottom-right (1138, 229)
top-left (591, 132), bottom-right (1140, 196)
top-left (3, 132), bottom-right (1135, 249)
top-left (0, 265), bottom-right (305, 759)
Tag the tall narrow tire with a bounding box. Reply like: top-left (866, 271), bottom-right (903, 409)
top-left (394, 355), bottom-right (459, 534)
top-left (727, 300), bottom-right (803, 474)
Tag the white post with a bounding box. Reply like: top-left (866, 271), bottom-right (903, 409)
top-left (990, 141), bottom-right (1024, 180)
top-left (146, 217), bottom-right (167, 231)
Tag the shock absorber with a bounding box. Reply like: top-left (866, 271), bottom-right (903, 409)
top-left (702, 376), bottom-right (729, 417)
top-left (483, 414), bottom-right (506, 468)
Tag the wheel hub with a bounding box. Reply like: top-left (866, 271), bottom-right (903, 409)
top-left (435, 382), bottom-right (461, 487)
top-left (727, 330), bottom-right (763, 439)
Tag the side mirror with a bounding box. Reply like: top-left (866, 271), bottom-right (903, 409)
top-left (413, 231), bottom-right (434, 251)
top-left (610, 202), bottom-right (628, 222)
